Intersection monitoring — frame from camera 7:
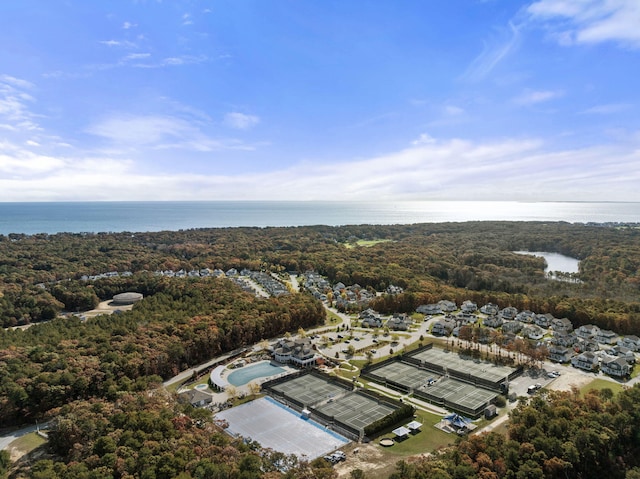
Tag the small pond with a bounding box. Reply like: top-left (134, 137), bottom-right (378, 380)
top-left (514, 251), bottom-right (580, 279)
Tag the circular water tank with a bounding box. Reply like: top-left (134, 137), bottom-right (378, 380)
top-left (112, 292), bottom-right (143, 305)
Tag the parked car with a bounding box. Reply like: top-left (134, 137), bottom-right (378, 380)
top-left (333, 451), bottom-right (346, 461)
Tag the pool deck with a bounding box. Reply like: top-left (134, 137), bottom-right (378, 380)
top-left (210, 359), bottom-right (294, 391)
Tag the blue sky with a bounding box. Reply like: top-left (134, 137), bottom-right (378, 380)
top-left (1, 0), bottom-right (639, 202)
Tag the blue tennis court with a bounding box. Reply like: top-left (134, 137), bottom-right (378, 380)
top-left (216, 397), bottom-right (349, 459)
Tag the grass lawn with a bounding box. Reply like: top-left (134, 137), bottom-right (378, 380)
top-left (580, 378), bottom-right (626, 396)
top-left (325, 310), bottom-right (343, 325)
top-left (165, 380), bottom-right (183, 394)
top-left (377, 411), bottom-right (454, 456)
top-left (167, 372), bottom-right (213, 394)
top-left (343, 239), bottom-right (393, 249)
top-left (10, 432), bottom-right (47, 453)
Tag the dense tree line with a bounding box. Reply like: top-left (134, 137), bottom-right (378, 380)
top-left (389, 384), bottom-right (640, 479)
top-left (2, 222), bottom-right (640, 328)
top-left (1, 222), bottom-right (640, 476)
top-left (0, 278), bottom-right (324, 426)
top-left (17, 369), bottom-right (640, 478)
top-left (363, 404), bottom-right (415, 436)
top-left (11, 391), bottom-right (337, 479)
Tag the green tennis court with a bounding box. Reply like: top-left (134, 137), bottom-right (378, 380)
top-left (270, 373), bottom-right (350, 407)
top-left (369, 361), bottom-right (433, 389)
top-left (315, 391), bottom-right (395, 431)
top-left (410, 347), bottom-right (515, 384)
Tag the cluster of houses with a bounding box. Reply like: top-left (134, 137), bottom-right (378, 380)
top-left (80, 268), bottom-right (228, 281)
top-left (359, 309), bottom-right (413, 331)
top-left (423, 300), bottom-right (638, 378)
top-left (550, 324), bottom-right (638, 377)
top-left (304, 273), bottom-right (374, 309)
top-left (80, 270), bottom-right (134, 281)
top-left (303, 270), bottom-right (403, 310)
top-left (243, 270), bottom-right (289, 297)
top-left (79, 267), bottom-right (290, 298)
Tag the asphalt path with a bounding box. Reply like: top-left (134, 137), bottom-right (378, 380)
top-left (162, 348), bottom-right (245, 388)
top-left (0, 423), bottom-right (49, 452)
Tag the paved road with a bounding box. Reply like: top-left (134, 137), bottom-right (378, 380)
top-left (0, 423), bottom-right (49, 452)
top-left (163, 348), bottom-right (246, 388)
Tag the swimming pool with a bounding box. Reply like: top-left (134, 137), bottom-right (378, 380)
top-left (227, 361), bottom-right (285, 386)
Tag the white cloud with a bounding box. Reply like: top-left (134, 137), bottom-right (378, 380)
top-left (513, 89), bottom-right (563, 105)
top-left (0, 75), bottom-right (34, 90)
top-left (444, 105), bottom-right (465, 116)
top-left (581, 103), bottom-right (631, 114)
top-left (123, 52), bottom-right (151, 61)
top-left (86, 113), bottom-right (254, 152)
top-left (224, 112), bottom-right (260, 130)
top-left (99, 39), bottom-right (137, 48)
top-left (528, 0), bottom-right (640, 48)
top-left (87, 115), bottom-right (196, 145)
top-left (3, 133), bottom-right (639, 202)
top-left (122, 21), bottom-right (137, 30)
top-left (412, 133), bottom-right (436, 145)
top-left (0, 75), bottom-right (41, 132)
top-left (127, 55), bottom-right (208, 68)
top-left (86, 53), bottom-right (207, 72)
top-left (0, 146), bottom-right (66, 175)
top-left (462, 21), bottom-right (521, 81)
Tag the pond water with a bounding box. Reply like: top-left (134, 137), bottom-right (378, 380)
top-left (515, 251), bottom-right (580, 277)
top-left (227, 361), bottom-right (285, 386)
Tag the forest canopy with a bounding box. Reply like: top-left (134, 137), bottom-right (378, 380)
top-left (2, 221), bottom-right (640, 478)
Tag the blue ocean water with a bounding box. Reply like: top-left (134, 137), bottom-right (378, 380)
top-left (0, 201), bottom-right (639, 235)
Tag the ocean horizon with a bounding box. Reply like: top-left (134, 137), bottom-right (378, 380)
top-left (1, 200), bottom-right (639, 236)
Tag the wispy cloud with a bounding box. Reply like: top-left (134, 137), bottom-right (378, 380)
top-left (462, 21), bottom-right (521, 81)
top-left (99, 39), bottom-right (137, 49)
top-left (426, 103), bottom-right (468, 128)
top-left (581, 103), bottom-right (632, 114)
top-left (128, 54), bottom-right (208, 68)
top-left (122, 21), bottom-right (137, 30)
top-left (224, 112), bottom-right (260, 130)
top-left (412, 133), bottom-right (436, 145)
top-left (443, 105), bottom-right (465, 116)
top-left (0, 75), bottom-right (41, 132)
top-left (1, 74), bottom-right (34, 90)
top-left (88, 53), bottom-right (207, 71)
top-left (86, 113), bottom-right (254, 151)
top-left (528, 0), bottom-right (640, 49)
top-left (2, 135), bottom-right (639, 202)
top-left (513, 89), bottom-right (563, 106)
top-left (123, 52), bottom-right (151, 61)
top-left (0, 145), bottom-right (66, 175)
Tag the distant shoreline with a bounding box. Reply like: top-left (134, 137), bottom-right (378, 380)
top-left (1, 200), bottom-right (640, 236)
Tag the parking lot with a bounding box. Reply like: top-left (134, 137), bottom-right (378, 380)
top-left (314, 312), bottom-right (436, 361)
